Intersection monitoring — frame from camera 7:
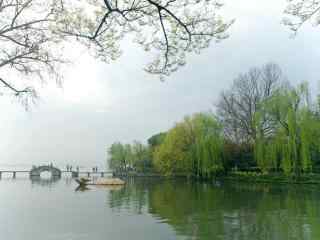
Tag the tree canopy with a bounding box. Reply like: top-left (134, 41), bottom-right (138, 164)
top-left (0, 0), bottom-right (67, 104)
top-left (254, 83), bottom-right (320, 175)
top-left (108, 140), bottom-right (152, 172)
top-left (154, 112), bottom-right (225, 178)
top-left (0, 0), bottom-right (233, 101)
top-left (107, 63), bottom-right (320, 178)
top-left (216, 63), bottom-right (287, 144)
top-left (1, 0), bottom-right (317, 102)
top-left (284, 0), bottom-right (320, 32)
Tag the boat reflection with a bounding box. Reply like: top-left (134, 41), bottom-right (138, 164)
top-left (75, 184), bottom-right (90, 192)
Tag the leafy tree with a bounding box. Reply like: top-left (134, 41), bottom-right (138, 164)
top-left (254, 83), bottom-right (320, 175)
top-left (108, 142), bottom-right (136, 170)
top-left (223, 141), bottom-right (254, 171)
top-left (124, 143), bottom-right (134, 168)
top-left (0, 0), bottom-right (233, 101)
top-left (147, 132), bottom-right (167, 148)
top-left (108, 140), bottom-right (153, 172)
top-left (283, 0), bottom-right (320, 32)
top-left (216, 63), bottom-right (286, 144)
top-left (132, 141), bottom-right (152, 172)
top-left (154, 121), bottom-right (193, 175)
top-left (60, 0), bottom-right (233, 78)
top-left (154, 112), bottom-right (225, 178)
top-left (0, 0), bottom-right (67, 104)
top-left (108, 142), bottom-right (127, 170)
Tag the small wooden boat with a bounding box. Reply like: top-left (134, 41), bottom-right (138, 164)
top-left (94, 178), bottom-right (125, 186)
top-left (75, 177), bottom-right (125, 186)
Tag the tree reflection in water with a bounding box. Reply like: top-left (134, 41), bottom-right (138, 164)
top-left (108, 178), bottom-right (320, 240)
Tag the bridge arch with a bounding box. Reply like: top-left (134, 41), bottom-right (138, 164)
top-left (30, 165), bottom-right (61, 178)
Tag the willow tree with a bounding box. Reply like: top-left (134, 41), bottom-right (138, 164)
top-left (131, 141), bottom-right (152, 172)
top-left (254, 83), bottom-right (320, 175)
top-left (216, 63), bottom-right (286, 144)
top-left (184, 113), bottom-right (225, 177)
top-left (153, 121), bottom-right (193, 175)
top-left (108, 142), bottom-right (134, 171)
top-left (154, 112), bottom-right (224, 178)
top-left (108, 142), bottom-right (127, 170)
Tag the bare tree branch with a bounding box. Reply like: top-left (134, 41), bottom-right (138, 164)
top-left (0, 0), bottom-right (65, 103)
top-left (216, 63), bottom-right (287, 144)
top-left (0, 77), bottom-right (30, 95)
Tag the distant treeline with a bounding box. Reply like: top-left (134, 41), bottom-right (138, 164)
top-left (107, 63), bottom-right (320, 178)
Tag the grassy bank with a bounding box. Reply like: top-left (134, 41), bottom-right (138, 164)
top-left (114, 171), bottom-right (191, 178)
top-left (114, 170), bottom-right (320, 185)
top-left (222, 172), bottom-right (320, 184)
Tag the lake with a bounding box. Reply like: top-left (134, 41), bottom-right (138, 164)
top-left (0, 176), bottom-right (319, 240)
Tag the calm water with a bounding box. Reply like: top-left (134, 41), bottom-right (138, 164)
top-left (0, 177), bottom-right (320, 240)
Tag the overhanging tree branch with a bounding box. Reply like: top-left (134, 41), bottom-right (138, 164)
top-left (0, 0), bottom-right (232, 103)
top-left (60, 0), bottom-right (233, 77)
top-left (284, 0), bottom-right (320, 32)
top-left (0, 77), bottom-right (31, 95)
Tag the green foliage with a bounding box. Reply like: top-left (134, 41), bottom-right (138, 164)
top-left (153, 122), bottom-right (193, 175)
top-left (107, 68), bottom-right (320, 180)
top-left (253, 83), bottom-right (320, 176)
top-left (154, 112), bottom-right (225, 178)
top-left (108, 142), bottom-right (128, 171)
top-left (132, 141), bottom-right (152, 172)
top-left (108, 141), bottom-right (152, 172)
top-left (147, 133), bottom-right (167, 149)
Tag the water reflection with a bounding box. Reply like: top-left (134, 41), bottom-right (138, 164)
top-left (108, 178), bottom-right (148, 214)
top-left (30, 176), bottom-right (60, 187)
top-left (107, 179), bottom-right (320, 240)
top-left (1, 176), bottom-right (320, 240)
top-left (75, 184), bottom-right (91, 192)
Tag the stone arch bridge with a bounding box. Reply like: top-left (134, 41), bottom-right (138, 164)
top-left (30, 165), bottom-right (62, 178)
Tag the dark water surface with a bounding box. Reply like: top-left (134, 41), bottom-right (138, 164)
top-left (0, 177), bottom-right (320, 240)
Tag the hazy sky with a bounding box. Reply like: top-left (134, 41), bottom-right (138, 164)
top-left (1, 0), bottom-right (320, 169)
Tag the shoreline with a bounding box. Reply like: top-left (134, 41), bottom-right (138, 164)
top-left (114, 171), bottom-right (320, 185)
top-left (220, 173), bottom-right (320, 185)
